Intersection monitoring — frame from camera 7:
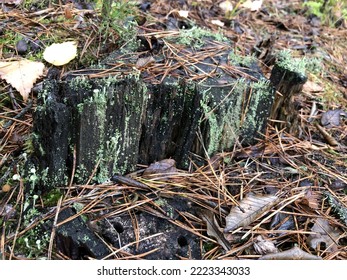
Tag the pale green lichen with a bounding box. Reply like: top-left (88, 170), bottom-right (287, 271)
top-left (171, 26), bottom-right (227, 48)
top-left (276, 50), bottom-right (307, 76)
top-left (200, 79), bottom-right (246, 155)
top-left (229, 52), bottom-right (257, 67)
top-left (69, 76), bottom-right (93, 92)
top-left (240, 78), bottom-right (272, 135)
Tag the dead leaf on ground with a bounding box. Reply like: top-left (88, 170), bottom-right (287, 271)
top-left (199, 209), bottom-right (231, 251)
top-left (307, 218), bottom-right (341, 252)
top-left (224, 193), bottom-right (279, 232)
top-left (136, 56), bottom-right (155, 69)
top-left (143, 159), bottom-right (177, 176)
top-left (242, 0), bottom-right (263, 11)
top-left (300, 189), bottom-right (320, 210)
top-left (303, 80), bottom-right (324, 93)
top-left (0, 59), bottom-right (45, 101)
top-left (259, 246), bottom-right (322, 260)
top-left (321, 109), bottom-right (347, 127)
top-left (253, 235), bottom-right (278, 255)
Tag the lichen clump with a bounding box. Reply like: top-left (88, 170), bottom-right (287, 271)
top-left (172, 26), bottom-right (227, 48)
top-left (276, 50), bottom-right (307, 76)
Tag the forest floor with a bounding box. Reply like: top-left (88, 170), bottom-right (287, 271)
top-left (0, 0), bottom-right (347, 260)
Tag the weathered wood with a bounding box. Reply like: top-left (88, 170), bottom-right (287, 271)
top-left (33, 37), bottom-right (275, 189)
top-left (269, 51), bottom-right (307, 134)
top-left (55, 208), bottom-right (110, 259)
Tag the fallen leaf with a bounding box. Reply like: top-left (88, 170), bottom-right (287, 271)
top-left (315, 123), bottom-right (339, 146)
top-left (321, 109), bottom-right (347, 127)
top-left (136, 56), bottom-right (155, 69)
top-left (211, 19), bottom-right (225, 27)
top-left (177, 10), bottom-right (189, 18)
top-left (300, 189), bottom-right (320, 210)
top-left (253, 235), bottom-right (278, 255)
top-left (242, 0), bottom-right (263, 11)
top-left (43, 41), bottom-right (77, 66)
top-left (0, 59), bottom-right (45, 101)
top-left (307, 218), bottom-right (341, 252)
top-left (219, 1), bottom-right (233, 13)
top-left (303, 80), bottom-right (324, 93)
top-left (199, 209), bottom-right (231, 251)
top-left (143, 159), bottom-right (177, 176)
top-left (224, 193), bottom-right (279, 232)
top-left (270, 212), bottom-right (295, 232)
top-left (259, 246), bottom-right (322, 260)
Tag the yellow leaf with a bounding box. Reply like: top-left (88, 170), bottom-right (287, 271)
top-left (43, 41), bottom-right (78, 66)
top-left (0, 59), bottom-right (45, 101)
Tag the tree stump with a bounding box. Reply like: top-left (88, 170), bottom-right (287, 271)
top-left (32, 32), bottom-right (275, 189)
top-left (269, 51), bottom-right (308, 134)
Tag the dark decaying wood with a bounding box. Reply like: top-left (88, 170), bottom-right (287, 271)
top-left (269, 57), bottom-right (308, 134)
top-left (33, 39), bottom-right (276, 189)
top-left (33, 74), bottom-right (274, 189)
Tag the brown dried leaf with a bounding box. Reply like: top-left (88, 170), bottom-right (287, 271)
top-left (0, 59), bottom-right (45, 101)
top-left (315, 123), bottom-right (339, 146)
top-left (224, 193), bottom-right (279, 232)
top-left (307, 218), bottom-right (341, 252)
top-left (199, 209), bottom-right (231, 251)
top-left (136, 56), bottom-right (155, 69)
top-left (143, 159), bottom-right (177, 176)
top-left (300, 190), bottom-right (320, 210)
top-left (303, 80), bottom-right (324, 93)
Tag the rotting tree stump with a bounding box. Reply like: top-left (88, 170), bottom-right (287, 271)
top-left (33, 32), bottom-right (275, 189)
top-left (269, 51), bottom-right (308, 134)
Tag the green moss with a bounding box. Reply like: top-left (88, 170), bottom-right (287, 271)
top-left (42, 188), bottom-right (63, 207)
top-left (305, 57), bottom-right (323, 74)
